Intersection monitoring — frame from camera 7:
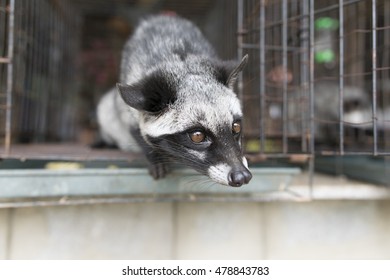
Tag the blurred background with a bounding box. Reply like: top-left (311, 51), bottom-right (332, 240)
top-left (0, 0), bottom-right (390, 259)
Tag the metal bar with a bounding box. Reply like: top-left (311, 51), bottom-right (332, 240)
top-left (248, 0), bottom-right (362, 30)
top-left (254, 151), bottom-right (390, 157)
top-left (371, 0), bottom-right (378, 155)
top-left (0, 0), bottom-right (5, 59)
top-left (2, 146), bottom-right (390, 160)
top-left (23, 0), bottom-right (34, 139)
top-left (35, 0), bottom-right (44, 141)
top-left (282, 0), bottom-right (288, 153)
top-left (58, 2), bottom-right (64, 140)
top-left (5, 0), bottom-right (15, 155)
top-left (309, 0), bottom-right (315, 198)
top-left (40, 0), bottom-right (50, 140)
top-left (241, 43), bottom-right (302, 51)
top-left (383, 0), bottom-right (390, 156)
top-left (15, 0), bottom-right (26, 137)
top-left (290, 0), bottom-right (300, 153)
top-left (339, 0), bottom-right (344, 155)
top-left (49, 0), bottom-right (58, 140)
top-left (259, 0), bottom-right (266, 152)
top-left (62, 1), bottom-right (70, 141)
top-left (237, 0), bottom-right (244, 101)
top-left (309, 0), bottom-right (315, 155)
top-left (315, 151), bottom-right (390, 156)
top-left (308, 0), bottom-right (315, 194)
top-left (300, 0), bottom-right (309, 152)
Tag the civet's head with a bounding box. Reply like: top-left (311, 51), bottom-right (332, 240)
top-left (117, 55), bottom-right (252, 187)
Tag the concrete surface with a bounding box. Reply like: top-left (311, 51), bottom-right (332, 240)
top-left (264, 201), bottom-right (390, 259)
top-left (1, 200), bottom-right (390, 259)
top-left (175, 202), bottom-right (265, 259)
top-left (1, 173), bottom-right (390, 259)
top-left (8, 203), bottom-right (174, 259)
top-left (0, 209), bottom-right (9, 259)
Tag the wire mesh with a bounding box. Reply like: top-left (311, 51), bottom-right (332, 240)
top-left (0, 0), bottom-right (81, 154)
top-left (238, 0), bottom-right (390, 156)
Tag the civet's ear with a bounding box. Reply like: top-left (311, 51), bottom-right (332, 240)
top-left (226, 54), bottom-right (248, 89)
top-left (117, 71), bottom-right (176, 114)
top-left (213, 55), bottom-right (249, 89)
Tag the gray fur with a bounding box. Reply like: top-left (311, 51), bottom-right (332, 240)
top-left (97, 87), bottom-right (140, 152)
top-left (118, 16), bottom-right (244, 140)
top-left (120, 16), bottom-right (217, 84)
top-left (97, 15), bottom-right (251, 186)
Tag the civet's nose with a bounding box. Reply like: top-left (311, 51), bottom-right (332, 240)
top-left (228, 168), bottom-right (252, 187)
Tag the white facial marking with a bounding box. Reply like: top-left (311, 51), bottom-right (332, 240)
top-left (208, 163), bottom-right (231, 186)
top-left (343, 110), bottom-right (370, 125)
top-left (242, 157), bottom-right (249, 169)
top-left (188, 149), bottom-right (206, 161)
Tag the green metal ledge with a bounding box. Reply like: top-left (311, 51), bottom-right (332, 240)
top-left (0, 167), bottom-right (300, 205)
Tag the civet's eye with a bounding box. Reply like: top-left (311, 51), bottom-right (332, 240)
top-left (232, 122), bottom-right (241, 134)
top-left (190, 131), bottom-right (205, 143)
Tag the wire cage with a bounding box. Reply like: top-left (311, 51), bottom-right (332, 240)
top-left (0, 0), bottom-right (389, 188)
top-left (0, 0), bottom-right (81, 153)
top-left (238, 0), bottom-right (390, 157)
